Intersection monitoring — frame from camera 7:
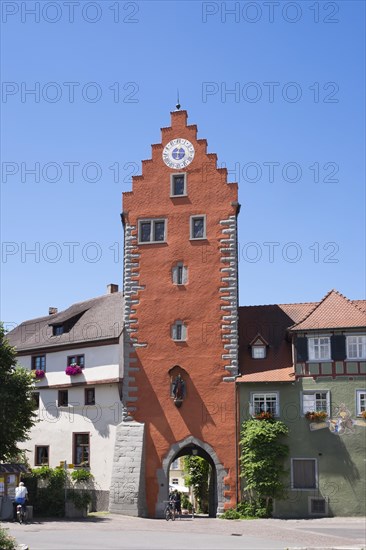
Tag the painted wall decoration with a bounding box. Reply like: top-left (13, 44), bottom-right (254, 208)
top-left (308, 403), bottom-right (365, 435)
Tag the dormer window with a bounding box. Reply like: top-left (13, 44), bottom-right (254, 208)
top-left (53, 325), bottom-right (64, 336)
top-left (250, 335), bottom-right (268, 359)
top-left (252, 345), bottom-right (266, 359)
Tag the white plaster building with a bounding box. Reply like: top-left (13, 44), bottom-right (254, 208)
top-left (6, 285), bottom-right (124, 510)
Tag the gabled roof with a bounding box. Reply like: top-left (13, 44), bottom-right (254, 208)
top-left (6, 292), bottom-right (124, 352)
top-left (289, 289), bottom-right (366, 331)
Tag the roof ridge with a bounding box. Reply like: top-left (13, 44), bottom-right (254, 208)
top-left (288, 289), bottom-right (336, 329)
top-left (239, 301), bottom-right (318, 308)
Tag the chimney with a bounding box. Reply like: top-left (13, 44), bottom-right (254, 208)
top-left (49, 307), bottom-right (58, 315)
top-left (107, 284), bottom-right (119, 294)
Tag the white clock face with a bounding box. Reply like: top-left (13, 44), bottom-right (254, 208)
top-left (162, 138), bottom-right (195, 169)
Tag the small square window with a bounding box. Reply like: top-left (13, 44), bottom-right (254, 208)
top-left (190, 216), bottom-right (206, 240)
top-left (251, 392), bottom-right (279, 417)
top-left (302, 391), bottom-right (330, 416)
top-left (58, 390), bottom-right (69, 407)
top-left (85, 388), bottom-right (95, 406)
top-left (171, 173), bottom-right (186, 196)
top-left (67, 355), bottom-right (85, 368)
top-left (172, 478), bottom-right (179, 485)
top-left (35, 445), bottom-right (49, 466)
top-left (252, 346), bottom-right (266, 359)
top-left (32, 355), bottom-right (46, 372)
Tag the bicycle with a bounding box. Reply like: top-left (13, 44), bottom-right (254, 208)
top-left (164, 500), bottom-right (176, 521)
top-left (16, 502), bottom-right (27, 524)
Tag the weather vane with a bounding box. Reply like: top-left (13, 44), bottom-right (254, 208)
top-left (176, 89), bottom-right (181, 111)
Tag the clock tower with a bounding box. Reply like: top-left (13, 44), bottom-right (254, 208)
top-left (109, 109), bottom-right (240, 517)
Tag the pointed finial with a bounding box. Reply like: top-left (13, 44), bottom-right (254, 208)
top-left (176, 89), bottom-right (181, 110)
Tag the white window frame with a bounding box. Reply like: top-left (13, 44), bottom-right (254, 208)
top-left (346, 335), bottom-right (366, 360)
top-left (172, 262), bottom-right (188, 285)
top-left (170, 172), bottom-right (187, 197)
top-left (250, 392), bottom-right (279, 417)
top-left (356, 389), bottom-right (366, 416)
top-left (138, 218), bottom-right (167, 244)
top-left (291, 458), bottom-right (318, 490)
top-left (252, 345), bottom-right (266, 359)
top-left (308, 336), bottom-right (331, 361)
top-left (172, 320), bottom-right (187, 342)
top-left (190, 215), bottom-right (206, 240)
top-left (301, 390), bottom-right (330, 416)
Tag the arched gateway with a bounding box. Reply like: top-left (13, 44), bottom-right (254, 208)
top-left (109, 109), bottom-right (240, 518)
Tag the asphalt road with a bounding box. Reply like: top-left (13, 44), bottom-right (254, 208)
top-left (3, 514), bottom-right (366, 550)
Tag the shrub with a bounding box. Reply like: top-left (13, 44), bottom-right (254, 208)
top-left (0, 526), bottom-right (17, 550)
top-left (71, 469), bottom-right (93, 483)
top-left (67, 489), bottom-right (92, 510)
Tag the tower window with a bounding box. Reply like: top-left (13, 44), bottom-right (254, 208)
top-left (172, 262), bottom-right (188, 285)
top-left (172, 321), bottom-right (187, 341)
top-left (190, 215), bottom-right (206, 240)
top-left (138, 219), bottom-right (166, 243)
top-left (171, 173), bottom-right (186, 196)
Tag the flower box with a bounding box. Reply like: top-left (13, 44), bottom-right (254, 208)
top-left (65, 365), bottom-right (83, 376)
top-left (254, 411), bottom-right (273, 421)
top-left (305, 411), bottom-right (328, 422)
top-left (31, 369), bottom-right (45, 380)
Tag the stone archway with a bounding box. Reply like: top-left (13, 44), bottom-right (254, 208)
top-left (155, 436), bottom-right (228, 518)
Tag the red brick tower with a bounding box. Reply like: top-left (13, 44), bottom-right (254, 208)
top-left (110, 110), bottom-right (239, 517)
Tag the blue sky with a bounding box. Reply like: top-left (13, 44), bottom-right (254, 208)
top-left (1, 0), bottom-right (365, 327)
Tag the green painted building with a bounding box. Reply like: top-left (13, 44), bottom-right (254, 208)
top-left (237, 290), bottom-right (366, 517)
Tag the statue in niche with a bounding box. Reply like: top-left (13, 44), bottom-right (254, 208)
top-left (172, 374), bottom-right (186, 407)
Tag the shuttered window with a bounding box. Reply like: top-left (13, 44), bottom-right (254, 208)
top-left (291, 459), bottom-right (317, 489)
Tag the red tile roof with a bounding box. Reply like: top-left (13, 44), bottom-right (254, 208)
top-left (238, 290), bottom-right (365, 382)
top-left (289, 289), bottom-right (366, 331)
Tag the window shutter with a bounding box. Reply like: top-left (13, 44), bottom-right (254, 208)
top-left (296, 336), bottom-right (308, 362)
top-left (331, 335), bottom-right (346, 361)
top-left (172, 266), bottom-right (178, 284)
top-left (172, 324), bottom-right (177, 340)
top-left (183, 266), bottom-right (188, 284)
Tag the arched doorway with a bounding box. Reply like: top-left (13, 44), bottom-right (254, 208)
top-left (155, 436), bottom-right (228, 518)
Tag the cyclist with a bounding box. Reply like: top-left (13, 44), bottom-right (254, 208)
top-left (15, 481), bottom-right (28, 519)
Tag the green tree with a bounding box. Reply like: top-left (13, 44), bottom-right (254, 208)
top-left (183, 456), bottom-right (209, 513)
top-left (239, 418), bottom-right (289, 516)
top-left (0, 325), bottom-right (36, 461)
